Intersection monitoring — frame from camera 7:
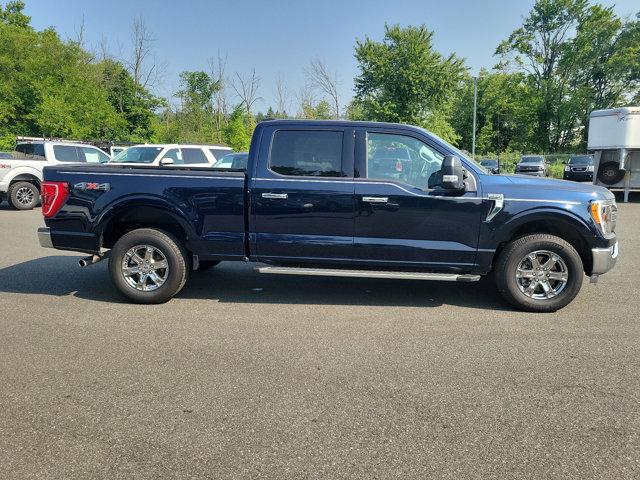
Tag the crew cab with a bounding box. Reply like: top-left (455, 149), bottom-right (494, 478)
top-left (0, 141), bottom-right (110, 209)
top-left (37, 120), bottom-right (619, 312)
top-left (109, 144), bottom-right (232, 167)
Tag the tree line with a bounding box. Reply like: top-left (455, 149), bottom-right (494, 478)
top-left (1, 0), bottom-right (638, 155)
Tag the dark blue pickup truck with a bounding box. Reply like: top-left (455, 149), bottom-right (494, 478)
top-left (37, 120), bottom-right (619, 312)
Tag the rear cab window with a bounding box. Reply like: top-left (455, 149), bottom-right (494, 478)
top-left (269, 130), bottom-right (346, 177)
top-left (53, 145), bottom-right (80, 162)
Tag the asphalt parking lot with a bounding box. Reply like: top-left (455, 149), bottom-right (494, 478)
top-left (1, 195), bottom-right (639, 479)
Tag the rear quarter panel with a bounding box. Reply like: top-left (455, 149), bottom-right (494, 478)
top-left (43, 165), bottom-right (246, 258)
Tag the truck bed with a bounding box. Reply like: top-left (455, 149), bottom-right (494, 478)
top-left (42, 164), bottom-right (248, 259)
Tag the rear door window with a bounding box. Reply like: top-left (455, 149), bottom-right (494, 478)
top-left (269, 130), bottom-right (345, 177)
top-left (53, 145), bottom-right (81, 162)
top-left (182, 148), bottom-right (209, 164)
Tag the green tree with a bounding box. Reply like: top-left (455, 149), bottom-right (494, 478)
top-left (222, 104), bottom-right (252, 151)
top-left (452, 71), bottom-right (537, 154)
top-left (496, 0), bottom-right (640, 151)
top-left (0, 0), bottom-right (30, 28)
top-left (352, 24), bottom-right (466, 142)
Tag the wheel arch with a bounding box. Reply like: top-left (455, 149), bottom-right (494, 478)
top-left (492, 209), bottom-right (594, 274)
top-left (98, 199), bottom-right (197, 251)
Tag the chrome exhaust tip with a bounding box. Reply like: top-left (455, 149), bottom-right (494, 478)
top-left (79, 254), bottom-right (103, 268)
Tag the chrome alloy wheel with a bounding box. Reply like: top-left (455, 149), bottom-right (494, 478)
top-left (121, 245), bottom-right (169, 292)
top-left (515, 250), bottom-right (569, 300)
top-left (16, 186), bottom-right (35, 206)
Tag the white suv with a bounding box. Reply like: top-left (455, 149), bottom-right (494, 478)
top-left (0, 141), bottom-right (110, 210)
top-left (109, 144), bottom-right (232, 167)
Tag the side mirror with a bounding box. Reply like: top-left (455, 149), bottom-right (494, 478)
top-left (160, 157), bottom-right (174, 166)
top-left (440, 155), bottom-right (465, 191)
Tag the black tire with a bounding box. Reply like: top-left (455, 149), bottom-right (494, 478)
top-left (494, 234), bottom-right (583, 312)
top-left (597, 162), bottom-right (625, 185)
top-left (8, 181), bottom-right (39, 210)
top-left (109, 228), bottom-right (189, 304)
top-left (197, 260), bottom-right (221, 271)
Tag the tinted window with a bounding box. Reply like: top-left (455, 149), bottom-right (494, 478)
top-left (367, 132), bottom-right (443, 189)
top-left (214, 153), bottom-right (248, 170)
top-left (480, 159), bottom-right (498, 167)
top-left (182, 148), bottom-right (208, 164)
top-left (53, 145), bottom-right (80, 162)
top-left (270, 130), bottom-right (344, 177)
top-left (163, 148), bottom-right (183, 164)
top-left (111, 146), bottom-right (162, 163)
top-left (79, 146), bottom-right (109, 163)
top-left (521, 156), bottom-right (544, 163)
top-left (209, 148), bottom-right (232, 160)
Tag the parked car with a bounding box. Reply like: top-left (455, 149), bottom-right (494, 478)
top-left (515, 155), bottom-right (547, 176)
top-left (0, 141), bottom-right (110, 210)
top-left (480, 159), bottom-right (500, 174)
top-left (214, 152), bottom-right (249, 170)
top-left (38, 120), bottom-right (618, 312)
top-left (563, 155), bottom-right (594, 182)
top-left (109, 144), bottom-right (232, 167)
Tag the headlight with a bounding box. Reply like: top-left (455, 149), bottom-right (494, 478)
top-left (587, 165), bottom-right (594, 172)
top-left (564, 166), bottom-right (570, 171)
top-left (590, 199), bottom-right (617, 235)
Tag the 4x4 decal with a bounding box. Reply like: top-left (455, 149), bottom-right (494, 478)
top-left (73, 182), bottom-right (110, 191)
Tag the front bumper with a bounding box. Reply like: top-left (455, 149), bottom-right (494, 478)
top-left (591, 241), bottom-right (618, 275)
top-left (517, 170), bottom-right (545, 176)
top-left (38, 227), bottom-right (53, 249)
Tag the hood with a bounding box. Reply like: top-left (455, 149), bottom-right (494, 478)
top-left (496, 174), bottom-right (614, 200)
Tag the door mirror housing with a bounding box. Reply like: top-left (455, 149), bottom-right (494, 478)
top-left (160, 157), bottom-right (174, 166)
top-left (440, 155), bottom-right (465, 191)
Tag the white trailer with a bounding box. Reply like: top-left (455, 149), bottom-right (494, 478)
top-left (589, 107), bottom-right (640, 202)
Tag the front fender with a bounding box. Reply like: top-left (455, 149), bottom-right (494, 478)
top-left (489, 206), bottom-right (595, 245)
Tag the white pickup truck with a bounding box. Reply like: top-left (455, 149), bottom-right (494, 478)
top-left (108, 144), bottom-right (232, 167)
top-left (0, 141), bottom-right (110, 209)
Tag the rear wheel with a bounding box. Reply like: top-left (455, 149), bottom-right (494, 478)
top-left (9, 181), bottom-right (39, 210)
top-left (109, 228), bottom-right (188, 304)
top-left (495, 234), bottom-right (583, 312)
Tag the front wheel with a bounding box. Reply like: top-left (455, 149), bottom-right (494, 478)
top-left (109, 228), bottom-right (189, 304)
top-left (494, 234), bottom-right (583, 312)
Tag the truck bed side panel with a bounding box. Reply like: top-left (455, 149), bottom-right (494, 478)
top-left (43, 166), bottom-right (247, 258)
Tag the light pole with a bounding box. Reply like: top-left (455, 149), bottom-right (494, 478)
top-left (472, 75), bottom-right (477, 160)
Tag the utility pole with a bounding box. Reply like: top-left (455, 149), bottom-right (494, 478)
top-left (472, 76), bottom-right (477, 160)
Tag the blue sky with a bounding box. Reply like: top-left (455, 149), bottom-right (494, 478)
top-left (24, 0), bottom-right (640, 113)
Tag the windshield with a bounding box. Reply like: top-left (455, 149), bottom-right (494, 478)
top-left (521, 156), bottom-right (544, 163)
top-left (480, 159), bottom-right (498, 167)
top-left (111, 146), bottom-right (163, 164)
top-left (569, 156), bottom-right (593, 165)
top-left (214, 153), bottom-right (248, 170)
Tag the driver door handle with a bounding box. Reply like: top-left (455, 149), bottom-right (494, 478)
top-left (262, 193), bottom-right (288, 199)
top-left (362, 196), bottom-right (389, 203)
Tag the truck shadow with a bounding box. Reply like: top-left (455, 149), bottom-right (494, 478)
top-left (0, 257), bottom-right (513, 311)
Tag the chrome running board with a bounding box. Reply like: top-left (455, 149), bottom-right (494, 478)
top-left (255, 266), bottom-right (480, 282)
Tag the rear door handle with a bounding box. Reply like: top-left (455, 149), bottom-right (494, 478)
top-left (262, 192), bottom-right (288, 199)
top-left (362, 196), bottom-right (388, 203)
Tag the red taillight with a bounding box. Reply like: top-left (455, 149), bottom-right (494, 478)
top-left (41, 181), bottom-right (69, 218)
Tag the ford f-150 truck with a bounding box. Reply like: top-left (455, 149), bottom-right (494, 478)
top-left (37, 120), bottom-right (619, 312)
